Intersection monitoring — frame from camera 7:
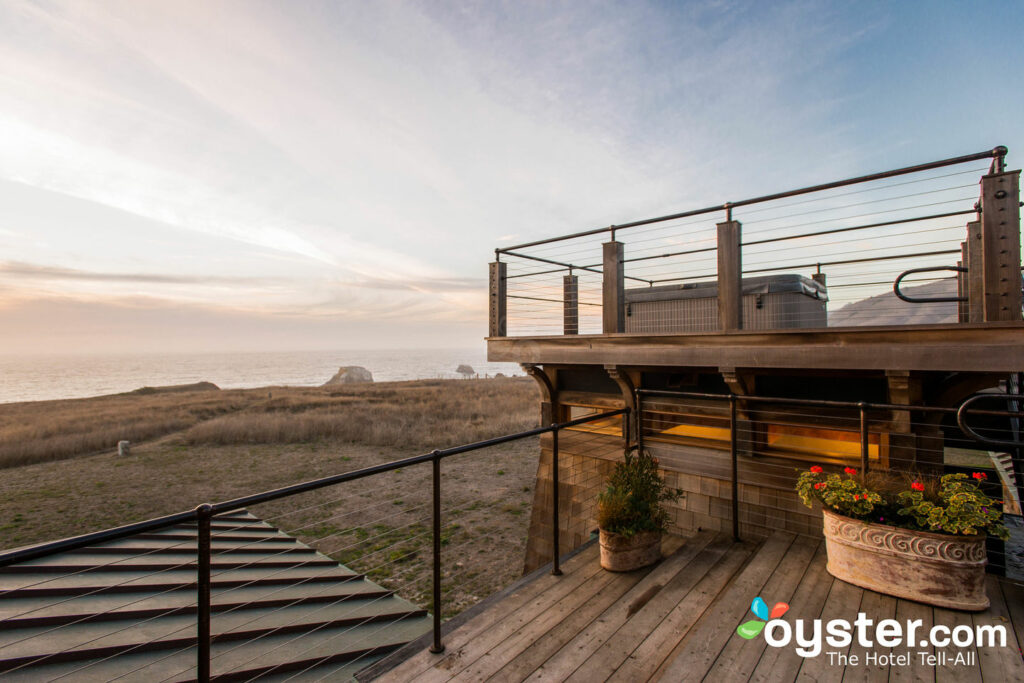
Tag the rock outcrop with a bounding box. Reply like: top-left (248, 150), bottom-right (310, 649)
top-left (322, 366), bottom-right (374, 386)
top-left (131, 381), bottom-right (220, 395)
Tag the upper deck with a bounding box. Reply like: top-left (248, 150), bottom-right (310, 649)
top-left (487, 147), bottom-right (1023, 373)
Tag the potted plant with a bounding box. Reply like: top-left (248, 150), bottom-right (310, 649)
top-left (796, 466), bottom-right (1008, 610)
top-left (597, 447), bottom-right (682, 571)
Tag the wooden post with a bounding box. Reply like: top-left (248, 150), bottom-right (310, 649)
top-left (563, 274), bottom-right (579, 335)
top-left (957, 244), bottom-right (968, 323)
top-left (980, 171), bottom-right (1022, 321)
top-left (717, 220), bottom-right (742, 331)
top-left (966, 222), bottom-right (984, 323)
top-left (602, 241), bottom-right (624, 333)
top-left (489, 260), bottom-right (507, 337)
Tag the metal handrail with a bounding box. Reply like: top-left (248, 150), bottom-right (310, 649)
top-left (894, 265), bottom-right (967, 303)
top-left (496, 146), bottom-right (1005, 254)
top-left (0, 407), bottom-right (628, 680)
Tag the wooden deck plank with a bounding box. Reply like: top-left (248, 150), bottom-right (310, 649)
top-left (888, 599), bottom-right (934, 683)
top-left (974, 576), bottom-right (1024, 683)
top-left (605, 541), bottom-right (755, 682)
top-left (1000, 579), bottom-right (1024, 657)
top-left (704, 538), bottom-right (820, 682)
top-left (651, 532), bottom-right (797, 681)
top-left (477, 568), bottom-right (647, 682)
top-left (842, 590), bottom-right (897, 683)
top-left (749, 543), bottom-right (834, 683)
top-left (564, 535), bottom-right (737, 682)
top-left (384, 543), bottom-right (603, 681)
top-left (795, 578), bottom-right (863, 682)
top-left (521, 532), bottom-right (721, 681)
top-left (932, 608), bottom-right (981, 683)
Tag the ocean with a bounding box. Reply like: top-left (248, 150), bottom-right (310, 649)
top-left (0, 349), bottom-right (523, 405)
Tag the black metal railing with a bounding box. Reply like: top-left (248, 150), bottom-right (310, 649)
top-left (0, 407), bottom-right (627, 681)
top-left (635, 388), bottom-right (1024, 578)
top-left (491, 146), bottom-right (1019, 337)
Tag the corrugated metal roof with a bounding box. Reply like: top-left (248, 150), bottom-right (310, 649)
top-left (0, 510), bottom-right (430, 681)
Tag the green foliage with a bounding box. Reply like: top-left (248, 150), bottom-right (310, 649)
top-left (597, 447), bottom-right (681, 538)
top-left (796, 466), bottom-right (1009, 540)
top-left (896, 473), bottom-right (1009, 540)
top-left (796, 469), bottom-right (882, 517)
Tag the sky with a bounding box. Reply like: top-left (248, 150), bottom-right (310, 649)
top-left (0, 0), bottom-right (1022, 354)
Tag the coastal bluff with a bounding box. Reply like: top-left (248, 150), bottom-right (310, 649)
top-left (322, 366), bottom-right (373, 386)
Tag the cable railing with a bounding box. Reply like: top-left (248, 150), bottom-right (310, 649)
top-left (489, 146), bottom-right (1021, 337)
top-left (0, 408), bottom-right (626, 682)
top-left (634, 388), bottom-right (1024, 581)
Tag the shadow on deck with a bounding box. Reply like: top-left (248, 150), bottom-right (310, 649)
top-left (368, 530), bottom-right (1024, 682)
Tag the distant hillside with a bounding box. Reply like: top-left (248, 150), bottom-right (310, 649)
top-left (829, 279), bottom-right (958, 327)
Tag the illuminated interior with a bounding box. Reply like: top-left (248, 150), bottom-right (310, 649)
top-left (565, 405), bottom-right (623, 435)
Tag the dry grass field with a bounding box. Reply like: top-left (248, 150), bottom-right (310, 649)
top-left (0, 376), bottom-right (541, 615)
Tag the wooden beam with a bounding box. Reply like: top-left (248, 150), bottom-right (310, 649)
top-left (487, 323), bottom-right (1024, 372)
top-left (980, 170), bottom-right (1022, 321)
top-left (489, 261), bottom-right (507, 337)
top-left (717, 220), bottom-right (742, 331)
top-left (563, 274), bottom-right (579, 335)
top-left (967, 221), bottom-right (984, 323)
top-left (957, 245), bottom-right (968, 323)
top-left (602, 241), bottom-right (625, 333)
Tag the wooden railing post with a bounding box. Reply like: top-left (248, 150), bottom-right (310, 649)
top-left (966, 222), bottom-right (984, 322)
top-left (717, 220), bottom-right (742, 331)
top-left (980, 170), bottom-right (1022, 321)
top-left (489, 260), bottom-right (507, 337)
top-left (563, 273), bottom-right (579, 335)
top-left (602, 241), bottom-right (625, 333)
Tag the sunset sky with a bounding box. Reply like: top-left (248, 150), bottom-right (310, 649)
top-left (1, 1), bottom-right (1021, 354)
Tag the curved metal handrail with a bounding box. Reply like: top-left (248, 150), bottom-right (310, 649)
top-left (956, 393), bottom-right (1024, 448)
top-left (893, 265), bottom-right (967, 303)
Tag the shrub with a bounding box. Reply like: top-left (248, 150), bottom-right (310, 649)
top-left (796, 466), bottom-right (1008, 540)
top-left (597, 447), bottom-right (681, 537)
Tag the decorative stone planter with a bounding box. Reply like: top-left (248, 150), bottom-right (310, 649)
top-left (822, 508), bottom-right (988, 611)
top-left (599, 529), bottom-right (662, 572)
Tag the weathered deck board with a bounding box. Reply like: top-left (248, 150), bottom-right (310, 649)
top-left (605, 540), bottom-right (754, 682)
top-left (749, 543), bottom-right (834, 682)
top-left (843, 590), bottom-right (898, 683)
top-left (522, 531), bottom-right (719, 681)
top-left (932, 607), bottom-right (981, 683)
top-left (372, 532), bottom-right (1024, 683)
top-left (794, 577), bottom-right (863, 682)
top-left (653, 532), bottom-right (796, 681)
top-left (888, 599), bottom-right (935, 683)
top-left (703, 538), bottom-right (819, 682)
top-left (975, 575), bottom-right (1024, 683)
top-left (564, 534), bottom-right (736, 682)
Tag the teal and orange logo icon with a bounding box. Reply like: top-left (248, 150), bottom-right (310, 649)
top-left (737, 596), bottom-right (789, 639)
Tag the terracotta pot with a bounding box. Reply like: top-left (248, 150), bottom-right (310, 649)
top-left (821, 508), bottom-right (988, 611)
top-left (599, 528), bottom-right (662, 571)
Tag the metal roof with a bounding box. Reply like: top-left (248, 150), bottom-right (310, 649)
top-left (0, 510), bottom-right (430, 681)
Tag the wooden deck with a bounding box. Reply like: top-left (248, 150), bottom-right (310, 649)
top-left (374, 531), bottom-right (1024, 682)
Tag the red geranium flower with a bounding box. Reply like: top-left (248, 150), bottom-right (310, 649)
top-left (844, 467), bottom-right (857, 475)
top-left (810, 466), bottom-right (823, 473)
top-left (972, 472), bottom-right (987, 481)
top-left (911, 481), bottom-right (924, 492)
top-left (814, 482), bottom-right (824, 490)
